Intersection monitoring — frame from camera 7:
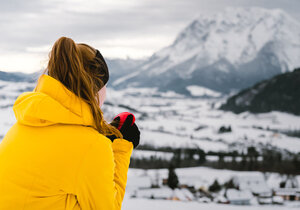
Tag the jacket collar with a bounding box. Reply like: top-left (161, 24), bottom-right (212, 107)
top-left (13, 74), bottom-right (96, 129)
top-left (34, 74), bottom-right (88, 118)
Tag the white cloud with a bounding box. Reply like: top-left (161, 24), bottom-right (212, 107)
top-left (0, 0), bottom-right (299, 73)
top-left (0, 52), bottom-right (48, 73)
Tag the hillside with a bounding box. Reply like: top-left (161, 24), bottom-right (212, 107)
top-left (0, 71), bottom-right (37, 82)
top-left (220, 68), bottom-right (300, 115)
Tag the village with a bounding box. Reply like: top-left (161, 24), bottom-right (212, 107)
top-left (126, 166), bottom-right (300, 207)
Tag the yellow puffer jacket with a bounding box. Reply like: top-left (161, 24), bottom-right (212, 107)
top-left (0, 74), bottom-right (133, 210)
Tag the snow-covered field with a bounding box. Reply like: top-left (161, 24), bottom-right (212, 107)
top-left (1, 83), bottom-right (300, 154)
top-left (103, 87), bottom-right (300, 154)
top-left (126, 167), bottom-right (300, 194)
top-left (123, 167), bottom-right (300, 209)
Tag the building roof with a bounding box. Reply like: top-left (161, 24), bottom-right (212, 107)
top-left (232, 172), bottom-right (271, 194)
top-left (226, 189), bottom-right (253, 201)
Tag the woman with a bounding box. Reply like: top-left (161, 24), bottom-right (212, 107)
top-left (0, 37), bottom-right (140, 209)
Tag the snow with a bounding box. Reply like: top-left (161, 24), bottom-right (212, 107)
top-left (272, 196), bottom-right (284, 204)
top-left (131, 150), bottom-right (173, 160)
top-left (226, 189), bottom-right (253, 201)
top-left (113, 69), bottom-right (146, 86)
top-left (186, 85), bottom-right (222, 97)
top-left (2, 82), bottom-right (300, 155)
top-left (122, 197), bottom-right (295, 210)
top-left (115, 7), bottom-right (300, 88)
top-left (135, 187), bottom-right (173, 199)
top-left (124, 167), bottom-right (300, 209)
top-left (232, 173), bottom-right (271, 194)
top-left (126, 167), bottom-right (289, 193)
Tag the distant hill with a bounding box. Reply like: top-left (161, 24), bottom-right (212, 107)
top-left (0, 71), bottom-right (39, 82)
top-left (220, 68), bottom-right (300, 115)
top-left (0, 57), bottom-right (144, 85)
top-left (105, 58), bottom-right (145, 87)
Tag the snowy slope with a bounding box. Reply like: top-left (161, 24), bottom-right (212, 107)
top-left (106, 57), bottom-right (145, 85)
top-left (186, 85), bottom-right (222, 97)
top-left (221, 68), bottom-right (300, 115)
top-left (113, 7), bottom-right (300, 94)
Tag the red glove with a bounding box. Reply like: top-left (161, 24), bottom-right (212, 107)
top-left (108, 112), bottom-right (140, 148)
top-left (113, 112), bottom-right (135, 130)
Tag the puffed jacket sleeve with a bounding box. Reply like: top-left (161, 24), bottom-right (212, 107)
top-left (75, 137), bottom-right (133, 210)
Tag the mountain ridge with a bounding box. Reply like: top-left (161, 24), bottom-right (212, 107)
top-left (113, 7), bottom-right (300, 94)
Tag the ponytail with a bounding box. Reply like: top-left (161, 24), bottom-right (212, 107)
top-left (44, 37), bottom-right (122, 138)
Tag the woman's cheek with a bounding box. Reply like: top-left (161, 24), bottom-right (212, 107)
top-left (98, 85), bottom-right (106, 107)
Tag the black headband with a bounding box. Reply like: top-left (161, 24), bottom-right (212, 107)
top-left (95, 49), bottom-right (109, 86)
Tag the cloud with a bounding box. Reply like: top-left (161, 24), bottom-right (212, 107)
top-left (0, 0), bottom-right (299, 73)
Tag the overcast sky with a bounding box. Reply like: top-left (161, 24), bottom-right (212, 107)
top-left (0, 0), bottom-right (299, 73)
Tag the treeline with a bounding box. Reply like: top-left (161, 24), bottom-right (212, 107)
top-left (255, 125), bottom-right (300, 138)
top-left (205, 148), bottom-right (300, 175)
top-left (129, 146), bottom-right (300, 175)
top-left (282, 129), bottom-right (300, 138)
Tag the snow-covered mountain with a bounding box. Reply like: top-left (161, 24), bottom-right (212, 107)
top-left (105, 58), bottom-right (145, 86)
top-left (113, 7), bottom-right (300, 94)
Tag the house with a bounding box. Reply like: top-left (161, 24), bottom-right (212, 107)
top-left (274, 176), bottom-right (300, 201)
top-left (134, 187), bottom-right (195, 201)
top-left (226, 189), bottom-right (252, 205)
top-left (274, 188), bottom-right (300, 201)
top-left (135, 187), bottom-right (174, 200)
top-left (162, 178), bottom-right (168, 186)
top-left (173, 188), bottom-right (195, 201)
top-left (232, 172), bottom-right (271, 196)
top-left (257, 191), bottom-right (273, 205)
top-left (272, 196), bottom-right (284, 205)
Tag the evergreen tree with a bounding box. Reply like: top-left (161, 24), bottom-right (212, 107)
top-left (198, 149), bottom-right (206, 164)
top-left (224, 178), bottom-right (235, 189)
top-left (172, 148), bottom-right (182, 167)
top-left (167, 164), bottom-right (179, 190)
top-left (209, 179), bottom-right (221, 192)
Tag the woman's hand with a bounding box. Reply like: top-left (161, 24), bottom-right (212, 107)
top-left (108, 113), bottom-right (140, 149)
